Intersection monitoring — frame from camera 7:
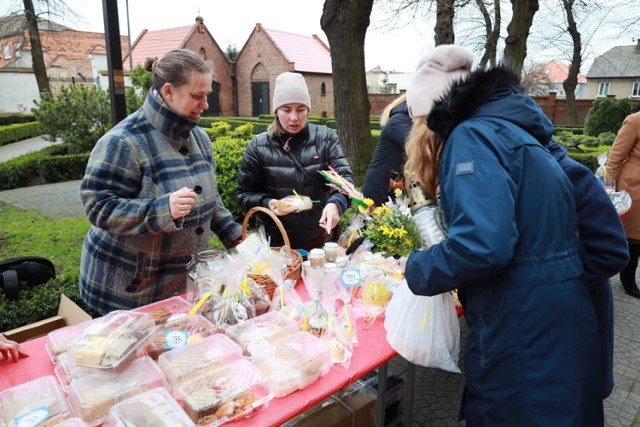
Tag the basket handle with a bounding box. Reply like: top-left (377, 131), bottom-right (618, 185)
top-left (241, 206), bottom-right (291, 247)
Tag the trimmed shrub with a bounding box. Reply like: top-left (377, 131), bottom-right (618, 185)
top-left (584, 98), bottom-right (640, 137)
top-left (0, 113), bottom-right (37, 126)
top-left (211, 136), bottom-right (250, 222)
top-left (0, 122), bottom-right (44, 146)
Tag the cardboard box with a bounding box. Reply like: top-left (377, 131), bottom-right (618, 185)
top-left (3, 294), bottom-right (92, 343)
top-left (282, 384), bottom-right (376, 427)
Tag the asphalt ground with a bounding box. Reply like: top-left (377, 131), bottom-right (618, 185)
top-left (1, 138), bottom-right (639, 426)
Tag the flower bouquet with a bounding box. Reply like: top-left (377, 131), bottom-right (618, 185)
top-left (319, 167), bottom-right (422, 258)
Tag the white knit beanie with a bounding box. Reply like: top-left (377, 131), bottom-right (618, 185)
top-left (272, 72), bottom-right (311, 112)
top-left (406, 45), bottom-right (474, 118)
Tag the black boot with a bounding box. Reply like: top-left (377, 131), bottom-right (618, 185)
top-left (620, 242), bottom-right (640, 299)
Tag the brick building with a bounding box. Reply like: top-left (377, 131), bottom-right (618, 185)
top-left (234, 23), bottom-right (333, 117)
top-left (124, 16), bottom-right (232, 116)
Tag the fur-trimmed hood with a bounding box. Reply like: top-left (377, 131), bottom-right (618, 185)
top-left (427, 65), bottom-right (553, 145)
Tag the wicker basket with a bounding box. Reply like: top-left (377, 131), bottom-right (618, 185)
top-left (241, 206), bottom-right (303, 299)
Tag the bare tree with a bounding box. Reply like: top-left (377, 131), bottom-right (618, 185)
top-left (503, 0), bottom-right (539, 75)
top-left (23, 0), bottom-right (49, 94)
top-left (521, 61), bottom-right (556, 95)
top-left (475, 0), bottom-right (501, 67)
top-left (435, 0), bottom-right (456, 45)
top-left (560, 0), bottom-right (582, 124)
top-left (1, 0), bottom-right (81, 95)
top-left (321, 0), bottom-right (375, 182)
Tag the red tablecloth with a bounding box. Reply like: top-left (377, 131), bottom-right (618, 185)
top-left (0, 284), bottom-right (397, 426)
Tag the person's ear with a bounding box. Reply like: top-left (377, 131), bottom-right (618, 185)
top-left (161, 83), bottom-right (173, 102)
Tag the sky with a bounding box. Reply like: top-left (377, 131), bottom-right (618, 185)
top-left (1, 0), bottom-right (638, 74)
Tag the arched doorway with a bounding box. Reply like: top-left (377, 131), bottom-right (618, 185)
top-left (204, 81), bottom-right (220, 116)
top-left (250, 63), bottom-right (270, 117)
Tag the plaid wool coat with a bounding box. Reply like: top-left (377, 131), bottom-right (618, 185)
top-left (79, 91), bottom-right (241, 314)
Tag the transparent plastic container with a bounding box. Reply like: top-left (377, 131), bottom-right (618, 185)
top-left (133, 296), bottom-right (194, 325)
top-left (67, 356), bottom-right (167, 426)
top-left (66, 310), bottom-right (157, 374)
top-left (175, 359), bottom-right (273, 426)
top-left (106, 387), bottom-right (195, 427)
top-left (251, 331), bottom-right (332, 398)
top-left (54, 418), bottom-right (89, 427)
top-left (45, 318), bottom-right (95, 363)
top-left (54, 352), bottom-right (107, 394)
top-left (141, 313), bottom-right (217, 360)
top-left (157, 334), bottom-right (242, 389)
top-left (0, 375), bottom-right (73, 427)
top-left (225, 311), bottom-right (298, 355)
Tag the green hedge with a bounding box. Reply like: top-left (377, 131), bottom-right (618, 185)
top-left (0, 272), bottom-right (99, 331)
top-left (0, 113), bottom-right (36, 126)
top-left (0, 122), bottom-right (44, 146)
top-left (0, 144), bottom-right (89, 191)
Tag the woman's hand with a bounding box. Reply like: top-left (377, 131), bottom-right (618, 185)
top-left (0, 334), bottom-right (28, 362)
top-left (319, 203), bottom-right (340, 235)
top-left (170, 187), bottom-right (197, 220)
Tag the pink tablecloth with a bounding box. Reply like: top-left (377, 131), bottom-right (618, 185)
top-left (0, 286), bottom-right (397, 426)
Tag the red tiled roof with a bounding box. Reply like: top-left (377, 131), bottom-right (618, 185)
top-left (544, 60), bottom-right (587, 84)
top-left (124, 25), bottom-right (192, 71)
top-left (1, 28), bottom-right (128, 68)
top-left (264, 27), bottom-right (331, 74)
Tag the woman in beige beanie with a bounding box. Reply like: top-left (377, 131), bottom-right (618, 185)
top-left (236, 72), bottom-right (354, 250)
top-left (403, 45), bottom-right (603, 425)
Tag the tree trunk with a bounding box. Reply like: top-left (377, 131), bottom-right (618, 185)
top-left (434, 0), bottom-right (456, 45)
top-left (476, 0), bottom-right (501, 68)
top-left (321, 0), bottom-right (374, 184)
top-left (503, 0), bottom-right (539, 76)
top-left (24, 0), bottom-right (50, 95)
top-left (561, 0), bottom-right (581, 125)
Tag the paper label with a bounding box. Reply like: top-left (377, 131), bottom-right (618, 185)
top-left (164, 329), bottom-right (189, 349)
top-left (341, 269), bottom-right (361, 287)
top-left (14, 406), bottom-right (51, 427)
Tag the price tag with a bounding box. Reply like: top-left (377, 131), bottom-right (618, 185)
top-left (164, 329), bottom-right (189, 350)
top-left (341, 269), bottom-right (361, 287)
top-left (14, 406), bottom-right (50, 427)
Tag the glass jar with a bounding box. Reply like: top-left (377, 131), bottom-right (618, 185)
top-left (323, 242), bottom-right (339, 263)
top-left (308, 248), bottom-right (325, 269)
top-left (185, 248), bottom-right (222, 302)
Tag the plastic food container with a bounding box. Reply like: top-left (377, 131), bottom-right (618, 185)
top-left (225, 311), bottom-right (298, 355)
top-left (0, 375), bottom-right (73, 427)
top-left (54, 352), bottom-right (107, 394)
top-left (54, 418), bottom-right (90, 426)
top-left (67, 356), bottom-right (167, 426)
top-left (133, 296), bottom-right (194, 325)
top-left (175, 359), bottom-right (273, 426)
top-left (106, 387), bottom-right (195, 427)
top-left (141, 313), bottom-right (217, 360)
top-left (65, 310), bottom-right (157, 374)
top-left (251, 331), bottom-right (332, 398)
top-left (157, 334), bottom-right (242, 389)
top-left (45, 318), bottom-right (95, 363)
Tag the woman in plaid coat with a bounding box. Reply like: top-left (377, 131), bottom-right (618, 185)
top-left (79, 49), bottom-right (241, 315)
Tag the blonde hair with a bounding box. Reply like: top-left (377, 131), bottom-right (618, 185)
top-left (404, 117), bottom-right (442, 198)
top-left (380, 93), bottom-right (407, 127)
top-left (144, 49), bottom-right (212, 90)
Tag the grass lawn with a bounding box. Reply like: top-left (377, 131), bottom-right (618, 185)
top-left (0, 203), bottom-right (90, 277)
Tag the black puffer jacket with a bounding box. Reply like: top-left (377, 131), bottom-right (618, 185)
top-left (235, 124), bottom-right (354, 250)
top-left (361, 102), bottom-right (412, 205)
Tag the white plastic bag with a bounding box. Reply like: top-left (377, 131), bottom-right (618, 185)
top-left (384, 279), bottom-right (461, 372)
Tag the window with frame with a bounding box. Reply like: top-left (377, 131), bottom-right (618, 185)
top-left (598, 82), bottom-right (610, 97)
top-left (321, 82), bottom-right (326, 96)
top-left (13, 42), bottom-right (21, 58)
top-left (2, 44), bottom-right (10, 60)
top-left (632, 82), bottom-right (640, 98)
